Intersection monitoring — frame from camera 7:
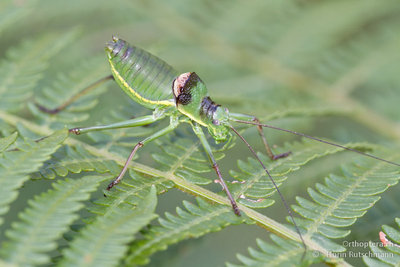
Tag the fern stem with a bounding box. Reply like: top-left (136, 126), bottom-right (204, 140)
top-left (0, 110), bottom-right (352, 265)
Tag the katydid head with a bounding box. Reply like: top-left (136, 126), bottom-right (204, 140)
top-left (172, 72), bottom-right (231, 142)
top-left (172, 72), bottom-right (206, 107)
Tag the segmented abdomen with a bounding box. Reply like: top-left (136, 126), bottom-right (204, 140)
top-left (106, 37), bottom-right (178, 108)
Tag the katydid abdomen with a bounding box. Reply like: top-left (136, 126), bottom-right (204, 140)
top-left (106, 37), bottom-right (177, 109)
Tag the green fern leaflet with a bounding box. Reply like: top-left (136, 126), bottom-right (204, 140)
top-left (0, 0), bottom-right (400, 266)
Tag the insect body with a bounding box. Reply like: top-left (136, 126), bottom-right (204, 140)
top-left (104, 37), bottom-right (244, 215)
top-left (37, 36), bottom-right (400, 258)
top-left (107, 38), bottom-right (230, 142)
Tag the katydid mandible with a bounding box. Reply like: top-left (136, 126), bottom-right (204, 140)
top-left (37, 36), bottom-right (400, 257)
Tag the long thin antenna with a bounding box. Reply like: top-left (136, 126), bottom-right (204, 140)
top-left (232, 119), bottom-right (400, 167)
top-left (229, 125), bottom-right (307, 259)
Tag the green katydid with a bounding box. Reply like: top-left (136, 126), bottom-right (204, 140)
top-left (37, 36), bottom-right (400, 256)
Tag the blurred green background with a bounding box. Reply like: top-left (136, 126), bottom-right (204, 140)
top-left (1, 0), bottom-right (400, 266)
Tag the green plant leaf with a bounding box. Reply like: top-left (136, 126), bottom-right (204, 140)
top-left (58, 186), bottom-right (158, 267)
top-left (125, 197), bottom-right (248, 265)
top-left (0, 132), bottom-right (17, 152)
top-left (364, 218), bottom-right (400, 266)
top-left (0, 31), bottom-right (78, 113)
top-left (226, 235), bottom-right (320, 267)
top-left (1, 1), bottom-right (400, 266)
top-left (298, 155), bottom-right (400, 248)
top-left (31, 55), bottom-right (110, 125)
top-left (231, 140), bottom-right (372, 205)
top-left (0, 129), bottom-right (68, 226)
top-left (0, 175), bottom-right (104, 266)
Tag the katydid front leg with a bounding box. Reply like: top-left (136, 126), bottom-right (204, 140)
top-left (230, 113), bottom-right (291, 160)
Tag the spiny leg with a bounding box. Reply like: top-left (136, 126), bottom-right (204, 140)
top-left (36, 75), bottom-right (114, 114)
top-left (67, 112), bottom-right (172, 188)
top-left (253, 117), bottom-right (291, 160)
top-left (191, 123), bottom-right (240, 216)
top-left (32, 113), bottom-right (165, 149)
top-left (106, 118), bottom-right (179, 190)
top-left (230, 113), bottom-right (291, 160)
top-left (68, 114), bottom-right (163, 135)
top-left (107, 141), bottom-right (142, 190)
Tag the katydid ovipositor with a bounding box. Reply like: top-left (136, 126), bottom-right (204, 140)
top-left (37, 36), bottom-right (400, 257)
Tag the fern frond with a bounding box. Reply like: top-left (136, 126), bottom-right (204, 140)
top-left (226, 235), bottom-right (315, 267)
top-left (363, 218), bottom-right (400, 266)
top-left (0, 132), bottom-right (17, 152)
top-left (58, 186), bottom-right (158, 267)
top-left (153, 136), bottom-right (223, 185)
top-left (232, 139), bottom-right (371, 207)
top-left (0, 175), bottom-right (104, 266)
top-left (31, 55), bottom-right (110, 125)
top-left (295, 154), bottom-right (400, 252)
top-left (124, 197), bottom-right (247, 266)
top-left (33, 144), bottom-right (120, 179)
top-left (225, 149), bottom-right (400, 265)
top-left (0, 129), bottom-right (67, 226)
top-left (93, 170), bottom-right (174, 216)
top-left (0, 31), bottom-right (78, 112)
top-left (34, 130), bottom-right (203, 182)
top-left (1, 1), bottom-right (400, 266)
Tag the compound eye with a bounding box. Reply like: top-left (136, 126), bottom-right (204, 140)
top-left (172, 72), bottom-right (191, 98)
top-left (212, 119), bottom-right (220, 125)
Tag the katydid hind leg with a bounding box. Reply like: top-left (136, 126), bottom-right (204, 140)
top-left (34, 112), bottom-right (158, 145)
top-left (36, 75), bottom-right (114, 114)
top-left (252, 117), bottom-right (291, 160)
top-left (230, 113), bottom-right (291, 160)
top-left (68, 114), bottom-right (162, 135)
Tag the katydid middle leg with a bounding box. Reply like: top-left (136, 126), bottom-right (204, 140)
top-left (230, 113), bottom-right (291, 160)
top-left (191, 123), bottom-right (240, 216)
top-left (106, 116), bottom-right (179, 190)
